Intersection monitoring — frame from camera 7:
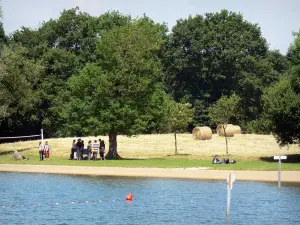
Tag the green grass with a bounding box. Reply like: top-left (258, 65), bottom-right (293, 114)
top-left (0, 154), bottom-right (299, 171)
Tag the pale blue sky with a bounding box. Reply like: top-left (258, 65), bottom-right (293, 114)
top-left (2, 0), bottom-right (300, 54)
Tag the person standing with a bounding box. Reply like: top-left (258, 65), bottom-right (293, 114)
top-left (92, 140), bottom-right (99, 160)
top-left (76, 139), bottom-right (82, 160)
top-left (87, 140), bottom-right (92, 160)
top-left (71, 140), bottom-right (76, 159)
top-left (81, 140), bottom-right (85, 160)
top-left (100, 140), bottom-right (105, 160)
top-left (38, 141), bottom-right (44, 161)
top-left (44, 141), bottom-right (51, 159)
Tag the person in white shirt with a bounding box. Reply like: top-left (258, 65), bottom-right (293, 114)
top-left (92, 140), bottom-right (99, 160)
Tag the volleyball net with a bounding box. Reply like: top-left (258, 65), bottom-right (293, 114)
top-left (0, 129), bottom-right (44, 155)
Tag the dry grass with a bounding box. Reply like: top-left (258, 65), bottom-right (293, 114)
top-left (0, 133), bottom-right (299, 161)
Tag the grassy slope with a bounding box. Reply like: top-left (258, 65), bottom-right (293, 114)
top-left (0, 133), bottom-right (299, 170)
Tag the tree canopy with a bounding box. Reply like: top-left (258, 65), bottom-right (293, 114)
top-left (55, 17), bottom-right (170, 157)
top-left (1, 7), bottom-right (299, 152)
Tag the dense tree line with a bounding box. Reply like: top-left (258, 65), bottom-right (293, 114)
top-left (0, 7), bottom-right (299, 155)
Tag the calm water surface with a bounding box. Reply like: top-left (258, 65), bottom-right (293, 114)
top-left (0, 173), bottom-right (299, 225)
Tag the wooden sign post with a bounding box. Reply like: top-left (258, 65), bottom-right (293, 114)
top-left (274, 156), bottom-right (287, 189)
top-left (226, 173), bottom-right (235, 217)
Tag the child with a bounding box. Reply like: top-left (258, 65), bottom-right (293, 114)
top-left (44, 141), bottom-right (51, 159)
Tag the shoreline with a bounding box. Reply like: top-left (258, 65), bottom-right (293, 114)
top-left (0, 164), bottom-right (300, 183)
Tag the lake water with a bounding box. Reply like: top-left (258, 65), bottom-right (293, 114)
top-left (0, 173), bottom-right (299, 225)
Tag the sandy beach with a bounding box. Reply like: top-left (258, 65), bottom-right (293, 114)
top-left (0, 164), bottom-right (299, 183)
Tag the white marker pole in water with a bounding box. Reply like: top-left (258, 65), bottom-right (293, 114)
top-left (226, 174), bottom-right (235, 217)
top-left (274, 156), bottom-right (287, 189)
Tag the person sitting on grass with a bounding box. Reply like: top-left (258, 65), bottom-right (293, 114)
top-left (212, 155), bottom-right (221, 164)
top-left (212, 155), bottom-right (236, 164)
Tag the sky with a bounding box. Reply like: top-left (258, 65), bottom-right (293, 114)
top-left (1, 0), bottom-right (300, 54)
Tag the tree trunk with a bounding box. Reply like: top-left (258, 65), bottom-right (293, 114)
top-left (174, 131), bottom-right (178, 155)
top-left (106, 133), bottom-right (118, 159)
top-left (223, 125), bottom-right (229, 155)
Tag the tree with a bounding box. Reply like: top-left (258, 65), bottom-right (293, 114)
top-left (287, 31), bottom-right (300, 66)
top-left (8, 8), bottom-right (131, 136)
top-left (162, 10), bottom-right (279, 126)
top-left (261, 31), bottom-right (300, 146)
top-left (0, 2), bottom-right (6, 54)
top-left (262, 71), bottom-right (300, 146)
top-left (209, 94), bottom-right (241, 154)
top-left (168, 102), bottom-right (194, 154)
top-left (0, 45), bottom-right (43, 132)
top-left (58, 17), bottom-right (169, 158)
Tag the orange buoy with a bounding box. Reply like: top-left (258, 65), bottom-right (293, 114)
top-left (126, 192), bottom-right (133, 201)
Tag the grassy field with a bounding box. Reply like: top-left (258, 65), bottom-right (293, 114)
top-left (0, 133), bottom-right (299, 170)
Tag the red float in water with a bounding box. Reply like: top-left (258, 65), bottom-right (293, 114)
top-left (126, 193), bottom-right (133, 201)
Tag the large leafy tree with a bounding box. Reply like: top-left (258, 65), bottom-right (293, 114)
top-left (162, 10), bottom-right (278, 126)
top-left (262, 33), bottom-right (300, 146)
top-left (0, 45), bottom-right (43, 134)
top-left (287, 32), bottom-right (300, 66)
top-left (262, 71), bottom-right (300, 146)
top-left (8, 8), bottom-right (131, 136)
top-left (57, 17), bottom-right (169, 157)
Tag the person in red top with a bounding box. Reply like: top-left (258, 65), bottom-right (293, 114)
top-left (44, 141), bottom-right (51, 159)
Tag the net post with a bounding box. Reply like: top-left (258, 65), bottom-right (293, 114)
top-left (41, 129), bottom-right (44, 146)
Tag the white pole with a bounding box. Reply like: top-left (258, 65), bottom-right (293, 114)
top-left (41, 129), bottom-right (44, 146)
top-left (278, 156), bottom-right (281, 189)
top-left (226, 174), bottom-right (232, 217)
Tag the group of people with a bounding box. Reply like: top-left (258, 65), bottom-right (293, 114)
top-left (70, 138), bottom-right (105, 161)
top-left (212, 155), bottom-right (236, 164)
top-left (38, 141), bottom-right (51, 161)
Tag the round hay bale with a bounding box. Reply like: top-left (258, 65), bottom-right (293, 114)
top-left (192, 126), bottom-right (212, 140)
top-left (232, 125), bottom-right (241, 134)
top-left (216, 124), bottom-right (234, 137)
top-left (216, 124), bottom-right (233, 134)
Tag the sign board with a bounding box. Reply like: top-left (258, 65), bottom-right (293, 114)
top-left (274, 156), bottom-right (287, 160)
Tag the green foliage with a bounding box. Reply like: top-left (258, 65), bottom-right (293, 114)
top-left (262, 69), bottom-right (300, 146)
top-left (209, 93), bottom-right (241, 154)
top-left (0, 45), bottom-right (44, 125)
top-left (209, 93), bottom-right (241, 126)
top-left (287, 31), bottom-right (300, 66)
top-left (168, 102), bottom-right (194, 132)
top-left (58, 18), bottom-right (169, 138)
top-left (7, 8), bottom-right (132, 136)
top-left (162, 10), bottom-right (282, 126)
top-left (244, 119), bottom-right (272, 134)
